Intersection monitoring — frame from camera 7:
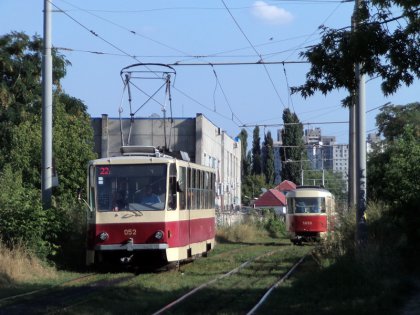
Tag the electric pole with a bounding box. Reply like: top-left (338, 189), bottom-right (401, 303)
top-left (42, 0), bottom-right (53, 209)
top-left (353, 0), bottom-right (367, 243)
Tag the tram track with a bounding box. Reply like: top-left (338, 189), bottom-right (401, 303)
top-left (0, 245), bottom-right (251, 315)
top-left (246, 255), bottom-right (306, 315)
top-left (151, 247), bottom-right (304, 315)
top-left (0, 241), bottom-right (308, 314)
top-left (0, 273), bottom-right (136, 315)
top-left (0, 273), bottom-right (97, 304)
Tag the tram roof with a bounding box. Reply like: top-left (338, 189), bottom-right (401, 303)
top-left (286, 186), bottom-right (334, 197)
top-left (88, 155), bottom-right (215, 172)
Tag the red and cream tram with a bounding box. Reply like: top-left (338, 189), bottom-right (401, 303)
top-left (286, 186), bottom-right (335, 245)
top-left (85, 146), bottom-right (216, 266)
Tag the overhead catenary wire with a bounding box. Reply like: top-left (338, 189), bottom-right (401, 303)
top-left (221, 0), bottom-right (287, 109)
top-left (59, 0), bottom-right (354, 14)
top-left (55, 0), bottom-right (254, 127)
top-left (57, 0), bottom-right (194, 58)
top-left (51, 1), bottom-right (248, 127)
top-left (283, 0), bottom-right (346, 61)
top-left (240, 121), bottom-right (349, 128)
top-left (282, 63), bottom-right (295, 112)
top-left (50, 0), bottom-right (398, 144)
top-left (211, 66), bottom-right (246, 126)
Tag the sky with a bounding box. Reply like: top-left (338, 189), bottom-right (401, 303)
top-left (1, 0), bottom-right (418, 145)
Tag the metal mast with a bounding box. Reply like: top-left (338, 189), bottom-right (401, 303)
top-left (42, 0), bottom-right (53, 209)
top-left (353, 0), bottom-right (367, 242)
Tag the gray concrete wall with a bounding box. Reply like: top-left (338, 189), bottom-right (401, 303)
top-left (92, 115), bottom-right (196, 160)
top-left (91, 114), bottom-right (241, 209)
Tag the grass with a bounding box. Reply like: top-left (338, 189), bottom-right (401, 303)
top-left (0, 241), bottom-right (57, 287)
top-left (216, 222), bottom-right (267, 243)
top-left (258, 253), bottom-right (408, 315)
top-left (255, 202), bottom-right (414, 315)
top-left (59, 240), bottom-right (310, 315)
top-left (2, 206), bottom-right (417, 314)
top-left (0, 241), bottom-right (91, 302)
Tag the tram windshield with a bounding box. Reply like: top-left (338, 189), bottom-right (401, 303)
top-left (287, 197), bottom-right (326, 214)
top-left (94, 164), bottom-right (167, 211)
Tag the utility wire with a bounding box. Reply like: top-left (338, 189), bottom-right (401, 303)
top-left (173, 86), bottom-right (242, 127)
top-left (284, 0), bottom-right (345, 61)
top-left (58, 0), bottom-right (193, 57)
top-left (175, 33), bottom-right (320, 64)
top-left (282, 63), bottom-right (295, 112)
top-left (170, 61), bottom-right (308, 66)
top-left (51, 1), bottom-right (137, 60)
top-left (221, 0), bottom-right (287, 109)
top-left (52, 1), bottom-right (247, 125)
top-left (241, 121), bottom-right (349, 128)
top-left (212, 66), bottom-right (245, 126)
top-left (366, 102), bottom-right (391, 113)
top-left (62, 1), bottom-right (353, 14)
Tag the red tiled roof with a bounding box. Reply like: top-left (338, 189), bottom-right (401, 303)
top-left (274, 180), bottom-right (296, 192)
top-left (254, 189), bottom-right (287, 207)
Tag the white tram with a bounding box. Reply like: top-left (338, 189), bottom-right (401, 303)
top-left (85, 146), bottom-right (216, 266)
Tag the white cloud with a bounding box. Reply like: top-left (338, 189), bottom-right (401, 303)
top-left (251, 1), bottom-right (294, 25)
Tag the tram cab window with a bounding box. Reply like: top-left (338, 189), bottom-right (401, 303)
top-left (292, 197), bottom-right (326, 214)
top-left (94, 164), bottom-right (167, 211)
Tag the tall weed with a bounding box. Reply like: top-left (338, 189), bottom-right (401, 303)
top-left (216, 223), bottom-right (265, 243)
top-left (0, 241), bottom-right (56, 287)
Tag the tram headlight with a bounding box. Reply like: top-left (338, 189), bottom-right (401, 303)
top-left (154, 230), bottom-right (164, 240)
top-left (99, 232), bottom-right (109, 241)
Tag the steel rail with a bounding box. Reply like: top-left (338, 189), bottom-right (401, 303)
top-left (246, 255), bottom-right (307, 315)
top-left (0, 273), bottom-right (97, 304)
top-left (151, 249), bottom-right (282, 315)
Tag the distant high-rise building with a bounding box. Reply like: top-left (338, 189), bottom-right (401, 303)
top-left (367, 132), bottom-right (381, 153)
top-left (305, 127), bottom-right (321, 144)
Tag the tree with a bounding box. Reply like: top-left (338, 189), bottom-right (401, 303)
top-left (242, 174), bottom-right (266, 205)
top-left (368, 103), bottom-right (420, 206)
top-left (375, 102), bottom-right (420, 141)
top-left (262, 131), bottom-right (275, 185)
top-left (237, 128), bottom-right (249, 180)
top-left (291, 1), bottom-right (419, 106)
top-left (281, 109), bottom-right (305, 184)
top-left (251, 126), bottom-right (262, 175)
top-left (0, 32), bottom-right (96, 258)
top-left (246, 151), bottom-right (252, 176)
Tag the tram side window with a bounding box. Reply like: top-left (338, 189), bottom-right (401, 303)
top-left (187, 168), bottom-right (191, 209)
top-left (169, 163), bottom-right (177, 210)
top-left (191, 169), bottom-right (196, 209)
top-left (287, 198), bottom-right (294, 214)
top-left (204, 171), bottom-right (209, 209)
top-left (211, 173), bottom-right (215, 208)
top-left (197, 170), bottom-right (202, 209)
top-left (179, 166), bottom-right (187, 210)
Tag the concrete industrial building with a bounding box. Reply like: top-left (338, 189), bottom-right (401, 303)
top-left (91, 114), bottom-right (242, 211)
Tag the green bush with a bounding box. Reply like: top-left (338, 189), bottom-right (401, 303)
top-left (0, 165), bottom-right (52, 258)
top-left (260, 208), bottom-right (286, 238)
